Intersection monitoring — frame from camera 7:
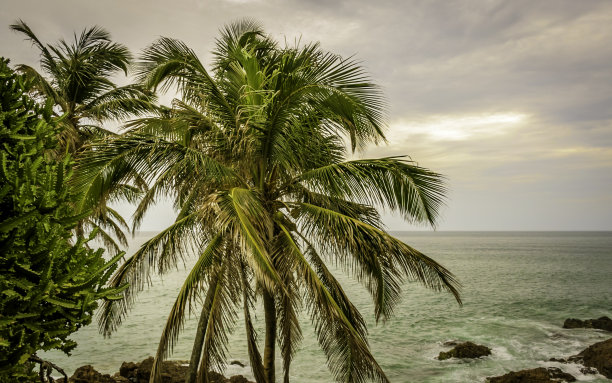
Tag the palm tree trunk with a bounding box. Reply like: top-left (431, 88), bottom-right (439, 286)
top-left (263, 289), bottom-right (277, 383)
top-left (187, 276), bottom-right (218, 383)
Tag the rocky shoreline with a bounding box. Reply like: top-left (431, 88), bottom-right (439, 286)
top-left (66, 357), bottom-right (253, 383)
top-left (484, 338), bottom-right (612, 382)
top-left (55, 316), bottom-right (611, 382)
top-left (435, 317), bottom-right (611, 382)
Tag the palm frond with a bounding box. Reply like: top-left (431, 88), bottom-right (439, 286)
top-left (137, 37), bottom-right (236, 125)
top-left (195, 258), bottom-right (240, 380)
top-left (97, 211), bottom-right (202, 336)
top-left (237, 257), bottom-right (265, 383)
top-left (11, 64), bottom-right (62, 105)
top-left (294, 202), bottom-right (461, 321)
top-left (83, 219), bottom-right (123, 255)
top-left (10, 20), bottom-right (60, 79)
top-left (82, 84), bottom-right (157, 121)
top-left (271, 234), bottom-right (303, 383)
top-left (298, 157), bottom-right (447, 227)
top-left (277, 223), bottom-right (389, 383)
top-left (217, 188), bottom-right (283, 291)
top-left (150, 234), bottom-right (224, 383)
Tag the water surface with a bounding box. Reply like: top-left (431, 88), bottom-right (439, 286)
top-left (44, 231), bottom-right (612, 382)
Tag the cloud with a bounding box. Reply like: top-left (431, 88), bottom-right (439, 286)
top-left (1, 0), bottom-right (611, 229)
top-left (388, 113), bottom-right (527, 142)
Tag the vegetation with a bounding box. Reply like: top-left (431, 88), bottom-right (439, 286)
top-left (0, 58), bottom-right (126, 382)
top-left (10, 20), bottom-right (155, 254)
top-left (79, 20), bottom-right (461, 383)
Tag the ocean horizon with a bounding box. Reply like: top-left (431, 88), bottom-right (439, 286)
top-left (43, 231), bottom-right (612, 382)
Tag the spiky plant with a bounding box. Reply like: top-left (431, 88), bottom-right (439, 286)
top-left (0, 58), bottom-right (126, 381)
top-left (82, 20), bottom-right (461, 383)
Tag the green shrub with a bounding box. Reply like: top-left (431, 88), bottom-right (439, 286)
top-left (0, 58), bottom-right (126, 381)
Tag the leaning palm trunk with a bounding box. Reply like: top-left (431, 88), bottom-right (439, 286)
top-left (86, 20), bottom-right (462, 383)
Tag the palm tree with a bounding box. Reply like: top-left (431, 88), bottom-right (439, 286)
top-left (10, 20), bottom-right (155, 253)
top-left (84, 20), bottom-right (461, 383)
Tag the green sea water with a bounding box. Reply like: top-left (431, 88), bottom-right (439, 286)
top-left (43, 231), bottom-right (612, 382)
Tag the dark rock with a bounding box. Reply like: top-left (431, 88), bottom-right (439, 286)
top-left (207, 370), bottom-right (229, 383)
top-left (486, 367), bottom-right (576, 383)
top-left (437, 341), bottom-right (491, 360)
top-left (548, 333), bottom-right (565, 340)
top-left (443, 340), bottom-right (461, 347)
top-left (563, 316), bottom-right (612, 331)
top-left (230, 360), bottom-right (246, 368)
top-left (69, 358), bottom-right (254, 383)
top-left (134, 357), bottom-right (153, 382)
top-left (571, 337), bottom-right (612, 378)
top-left (112, 376), bottom-right (130, 383)
top-left (69, 365), bottom-right (115, 383)
top-left (579, 366), bottom-right (599, 375)
top-left (119, 361), bottom-right (137, 379)
top-left (591, 317), bottom-right (612, 332)
top-left (118, 357), bottom-right (189, 383)
top-left (228, 375), bottom-right (253, 383)
top-left (549, 357), bottom-right (567, 363)
top-left (563, 319), bottom-right (586, 329)
top-left (111, 374), bottom-right (130, 383)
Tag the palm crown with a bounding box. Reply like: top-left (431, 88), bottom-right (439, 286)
top-left (11, 20), bottom-right (155, 253)
top-left (82, 20), bottom-right (461, 383)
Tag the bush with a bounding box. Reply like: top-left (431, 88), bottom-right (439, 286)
top-left (0, 58), bottom-right (126, 381)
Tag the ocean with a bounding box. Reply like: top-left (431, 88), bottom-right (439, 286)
top-left (43, 231), bottom-right (612, 382)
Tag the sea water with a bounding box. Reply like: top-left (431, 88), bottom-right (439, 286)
top-left (42, 231), bottom-right (612, 382)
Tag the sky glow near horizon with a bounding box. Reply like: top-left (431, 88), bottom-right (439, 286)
top-left (389, 113), bottom-right (527, 141)
top-left (2, 0), bottom-right (611, 230)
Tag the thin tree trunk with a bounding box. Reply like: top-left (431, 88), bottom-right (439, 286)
top-left (186, 276), bottom-right (218, 383)
top-left (263, 289), bottom-right (277, 383)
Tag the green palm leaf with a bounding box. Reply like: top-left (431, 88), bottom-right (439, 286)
top-left (277, 224), bottom-right (389, 383)
top-left (150, 234), bottom-right (224, 383)
top-left (298, 157), bottom-right (447, 226)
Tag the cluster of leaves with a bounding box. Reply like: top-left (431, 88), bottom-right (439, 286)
top-left (0, 58), bottom-right (126, 380)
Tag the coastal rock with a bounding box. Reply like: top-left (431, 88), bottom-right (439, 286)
top-left (114, 357), bottom-right (254, 383)
top-left (579, 366), bottom-right (599, 375)
top-left (443, 340), bottom-right (461, 347)
top-left (437, 341), bottom-right (491, 360)
top-left (119, 361), bottom-right (137, 379)
top-left (121, 356), bottom-right (189, 383)
top-left (111, 374), bottom-right (130, 383)
top-left (228, 375), bottom-right (251, 383)
top-left (571, 338), bottom-right (612, 378)
top-left (563, 316), bottom-right (612, 332)
top-left (69, 365), bottom-right (115, 383)
top-left (207, 370), bottom-right (231, 383)
top-left (486, 367), bottom-right (576, 383)
top-left (549, 357), bottom-right (567, 363)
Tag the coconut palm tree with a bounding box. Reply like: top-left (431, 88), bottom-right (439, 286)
top-left (10, 20), bottom-right (155, 253)
top-left (84, 20), bottom-right (461, 383)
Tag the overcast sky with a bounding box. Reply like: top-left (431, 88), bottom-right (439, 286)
top-left (2, 0), bottom-right (611, 231)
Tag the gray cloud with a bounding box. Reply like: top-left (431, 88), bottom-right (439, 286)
top-left (2, 0), bottom-right (611, 230)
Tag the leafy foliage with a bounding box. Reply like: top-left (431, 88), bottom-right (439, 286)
top-left (0, 58), bottom-right (126, 380)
